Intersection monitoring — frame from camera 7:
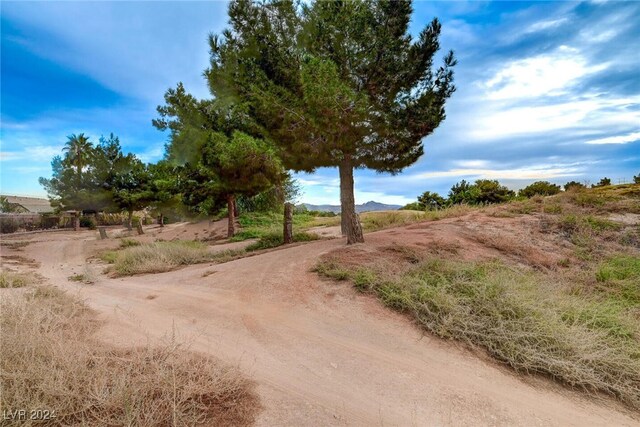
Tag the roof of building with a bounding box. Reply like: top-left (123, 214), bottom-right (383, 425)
top-left (1, 195), bottom-right (54, 214)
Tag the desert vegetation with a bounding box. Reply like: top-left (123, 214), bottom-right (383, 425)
top-left (316, 185), bottom-right (640, 410)
top-left (0, 282), bottom-right (259, 426)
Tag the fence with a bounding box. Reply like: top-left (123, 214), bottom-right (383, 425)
top-left (0, 213), bottom-right (72, 234)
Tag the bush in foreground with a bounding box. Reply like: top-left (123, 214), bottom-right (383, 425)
top-left (316, 252), bottom-right (640, 409)
top-left (0, 286), bottom-right (258, 426)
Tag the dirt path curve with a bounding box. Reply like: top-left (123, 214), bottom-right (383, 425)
top-left (21, 227), bottom-right (639, 426)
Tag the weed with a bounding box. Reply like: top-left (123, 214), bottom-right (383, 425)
top-left (101, 241), bottom-right (243, 276)
top-left (0, 270), bottom-right (39, 288)
top-left (246, 231), bottom-right (320, 251)
top-left (316, 253), bottom-right (640, 410)
top-left (0, 286), bottom-right (259, 426)
top-left (119, 238), bottom-right (141, 248)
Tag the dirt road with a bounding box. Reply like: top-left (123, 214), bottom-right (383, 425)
top-left (5, 222), bottom-right (639, 426)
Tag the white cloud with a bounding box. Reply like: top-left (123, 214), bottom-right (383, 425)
top-left (484, 46), bottom-right (608, 100)
top-left (455, 159), bottom-right (490, 168)
top-left (0, 146), bottom-right (62, 162)
top-left (524, 18), bottom-right (568, 33)
top-left (585, 131), bottom-right (640, 145)
top-left (468, 96), bottom-right (640, 140)
top-left (409, 164), bottom-right (583, 181)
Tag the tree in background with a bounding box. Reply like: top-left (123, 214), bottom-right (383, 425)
top-left (201, 131), bottom-right (283, 237)
top-left (474, 180), bottom-right (515, 204)
top-left (633, 174), bottom-right (640, 184)
top-left (154, 85), bottom-right (284, 237)
top-left (147, 161), bottom-right (182, 226)
top-left (593, 177), bottom-right (612, 187)
top-left (40, 133), bottom-right (157, 228)
top-left (39, 136), bottom-right (105, 213)
top-left (417, 191), bottom-right (447, 210)
top-left (111, 157), bottom-right (153, 230)
top-left (519, 181), bottom-right (561, 198)
top-left (564, 181), bottom-right (586, 191)
top-left (237, 174), bottom-right (300, 213)
top-left (448, 180), bottom-right (479, 205)
top-left (63, 133), bottom-right (93, 183)
top-left (208, 0), bottom-right (456, 243)
top-left (447, 179), bottom-right (514, 205)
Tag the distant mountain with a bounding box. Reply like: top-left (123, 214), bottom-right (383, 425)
top-left (300, 201), bottom-right (402, 214)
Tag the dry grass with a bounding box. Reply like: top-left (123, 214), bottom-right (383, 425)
top-left (101, 241), bottom-right (245, 276)
top-left (0, 269), bottom-right (41, 288)
top-left (0, 286), bottom-right (259, 426)
top-left (316, 246), bottom-right (640, 410)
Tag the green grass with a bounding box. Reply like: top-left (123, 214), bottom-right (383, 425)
top-left (559, 214), bottom-right (622, 234)
top-left (119, 238), bottom-right (141, 248)
top-left (101, 241), bottom-right (245, 276)
top-left (230, 212), bottom-right (317, 241)
top-left (245, 231), bottom-right (320, 251)
top-left (594, 255), bottom-right (640, 306)
top-left (316, 254), bottom-right (640, 409)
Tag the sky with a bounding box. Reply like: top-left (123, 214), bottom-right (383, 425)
top-left (1, 1), bottom-right (639, 206)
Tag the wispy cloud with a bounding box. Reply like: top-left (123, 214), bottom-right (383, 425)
top-left (484, 46), bottom-right (608, 100)
top-left (585, 131), bottom-right (640, 145)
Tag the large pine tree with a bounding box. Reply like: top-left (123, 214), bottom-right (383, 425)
top-left (208, 0), bottom-right (456, 243)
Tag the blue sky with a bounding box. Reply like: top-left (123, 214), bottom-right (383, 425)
top-left (1, 1), bottom-right (639, 205)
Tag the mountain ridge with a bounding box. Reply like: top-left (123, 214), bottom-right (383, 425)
top-left (299, 200), bottom-right (402, 214)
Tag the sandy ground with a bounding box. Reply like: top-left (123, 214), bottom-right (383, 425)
top-left (1, 217), bottom-right (638, 426)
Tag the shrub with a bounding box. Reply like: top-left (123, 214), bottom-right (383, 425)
top-left (96, 213), bottom-right (127, 226)
top-left (474, 179), bottom-right (516, 204)
top-left (79, 216), bottom-right (97, 230)
top-left (593, 177), bottom-right (612, 187)
top-left (634, 174), bottom-right (640, 184)
top-left (519, 181), bottom-right (561, 198)
top-left (564, 181), bottom-right (586, 191)
top-left (0, 270), bottom-right (39, 288)
top-left (245, 231), bottom-right (319, 251)
top-left (316, 255), bottom-right (640, 409)
top-left (417, 191), bottom-right (447, 210)
top-left (0, 218), bottom-right (19, 234)
top-left (119, 238), bottom-right (141, 248)
top-left (0, 286), bottom-right (259, 426)
top-left (102, 241), bottom-right (223, 276)
top-left (448, 179), bottom-right (515, 205)
top-left (400, 202), bottom-right (423, 211)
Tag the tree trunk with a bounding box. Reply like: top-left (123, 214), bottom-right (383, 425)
top-left (159, 213), bottom-right (164, 227)
top-left (283, 202), bottom-right (293, 244)
top-left (127, 210), bottom-right (133, 231)
top-left (227, 194), bottom-right (236, 238)
top-left (340, 179), bottom-right (347, 236)
top-left (233, 198), bottom-right (239, 218)
top-left (74, 212), bottom-right (80, 231)
top-left (338, 159), bottom-right (364, 244)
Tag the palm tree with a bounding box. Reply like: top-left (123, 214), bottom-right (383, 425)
top-left (63, 133), bottom-right (93, 179)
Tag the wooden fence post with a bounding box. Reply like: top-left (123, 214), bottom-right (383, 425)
top-left (98, 227), bottom-right (108, 239)
top-left (283, 203), bottom-right (293, 244)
